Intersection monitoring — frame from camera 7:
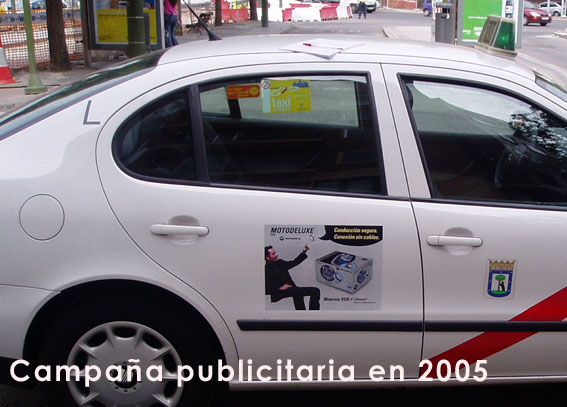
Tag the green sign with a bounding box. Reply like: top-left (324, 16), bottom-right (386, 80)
top-left (461, 0), bottom-right (504, 42)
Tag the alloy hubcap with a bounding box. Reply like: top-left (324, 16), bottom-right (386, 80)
top-left (66, 321), bottom-right (184, 407)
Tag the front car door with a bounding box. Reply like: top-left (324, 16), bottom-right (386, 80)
top-left (97, 60), bottom-right (424, 383)
top-left (384, 63), bottom-right (567, 378)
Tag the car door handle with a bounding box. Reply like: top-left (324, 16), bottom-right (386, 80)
top-left (150, 224), bottom-right (209, 236)
top-left (427, 235), bottom-right (483, 247)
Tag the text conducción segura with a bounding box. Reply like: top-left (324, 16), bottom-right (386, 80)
top-left (9, 359), bottom-right (489, 387)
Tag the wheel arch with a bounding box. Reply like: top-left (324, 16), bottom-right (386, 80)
top-left (23, 279), bottom-right (230, 366)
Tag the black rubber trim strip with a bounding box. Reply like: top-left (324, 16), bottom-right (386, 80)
top-left (237, 320), bottom-right (422, 332)
top-left (189, 85), bottom-right (209, 182)
top-left (237, 320), bottom-right (567, 332)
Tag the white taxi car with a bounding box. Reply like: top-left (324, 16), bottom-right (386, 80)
top-left (1, 35), bottom-right (567, 407)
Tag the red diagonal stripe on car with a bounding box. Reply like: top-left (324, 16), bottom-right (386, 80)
top-left (423, 287), bottom-right (567, 378)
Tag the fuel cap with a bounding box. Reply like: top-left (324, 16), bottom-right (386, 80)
top-left (19, 194), bottom-right (64, 241)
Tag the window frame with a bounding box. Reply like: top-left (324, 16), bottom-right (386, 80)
top-left (112, 86), bottom-right (208, 186)
top-left (194, 71), bottom-right (388, 198)
top-left (112, 70), bottom-right (391, 200)
top-left (399, 73), bottom-right (567, 210)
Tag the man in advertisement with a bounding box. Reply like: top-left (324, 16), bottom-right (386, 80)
top-left (265, 244), bottom-right (321, 310)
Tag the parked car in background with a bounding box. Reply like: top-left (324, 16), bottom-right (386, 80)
top-left (423, 0), bottom-right (432, 16)
top-left (536, 1), bottom-right (563, 16)
top-left (505, 0), bottom-right (514, 17)
top-left (524, 1), bottom-right (552, 25)
top-left (351, 0), bottom-right (379, 13)
top-left (366, 0), bottom-right (379, 12)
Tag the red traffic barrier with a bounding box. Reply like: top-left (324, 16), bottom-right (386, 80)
top-left (0, 34), bottom-right (17, 85)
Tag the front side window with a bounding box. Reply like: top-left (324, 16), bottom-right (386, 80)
top-left (404, 78), bottom-right (567, 205)
top-left (199, 75), bottom-right (385, 195)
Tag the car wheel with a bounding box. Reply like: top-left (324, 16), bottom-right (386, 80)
top-left (523, 15), bottom-right (529, 25)
top-left (553, 11), bottom-right (560, 15)
top-left (39, 298), bottom-right (217, 407)
top-left (540, 22), bottom-right (548, 25)
top-left (423, 8), bottom-right (431, 16)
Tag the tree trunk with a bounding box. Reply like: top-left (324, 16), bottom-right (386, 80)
top-left (47, 0), bottom-right (71, 71)
top-left (215, 0), bottom-right (222, 26)
top-left (250, 0), bottom-right (258, 20)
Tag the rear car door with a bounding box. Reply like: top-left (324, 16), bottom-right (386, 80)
top-left (384, 63), bottom-right (567, 378)
top-left (97, 61), bottom-right (424, 381)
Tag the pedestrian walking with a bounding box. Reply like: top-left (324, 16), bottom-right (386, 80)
top-left (358, 0), bottom-right (367, 18)
top-left (164, 0), bottom-right (179, 47)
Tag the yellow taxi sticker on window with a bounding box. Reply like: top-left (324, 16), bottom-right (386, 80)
top-left (261, 79), bottom-right (312, 114)
top-left (226, 84), bottom-right (261, 99)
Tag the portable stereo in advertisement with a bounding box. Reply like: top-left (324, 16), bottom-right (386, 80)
top-left (315, 251), bottom-right (373, 293)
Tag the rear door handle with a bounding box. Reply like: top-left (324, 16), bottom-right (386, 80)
top-left (151, 224), bottom-right (209, 236)
top-left (427, 235), bottom-right (483, 247)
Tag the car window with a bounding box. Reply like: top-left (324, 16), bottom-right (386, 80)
top-left (113, 88), bottom-right (197, 182)
top-left (404, 78), bottom-right (567, 206)
top-left (535, 73), bottom-right (567, 103)
top-left (199, 75), bottom-right (385, 195)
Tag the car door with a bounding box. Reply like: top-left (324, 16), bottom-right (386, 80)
top-left (384, 63), bottom-right (567, 378)
top-left (96, 60), bottom-right (424, 382)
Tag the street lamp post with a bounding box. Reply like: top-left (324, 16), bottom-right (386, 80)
top-left (22, 0), bottom-right (47, 94)
top-left (126, 0), bottom-right (146, 57)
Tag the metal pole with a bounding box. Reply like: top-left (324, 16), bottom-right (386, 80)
top-left (261, 0), bottom-right (268, 27)
top-left (126, 0), bottom-right (146, 57)
top-left (22, 0), bottom-right (47, 94)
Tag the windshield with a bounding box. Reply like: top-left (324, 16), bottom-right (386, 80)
top-left (536, 73), bottom-right (567, 103)
top-left (0, 49), bottom-right (166, 141)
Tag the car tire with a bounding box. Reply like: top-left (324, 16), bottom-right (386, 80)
top-left (423, 8), bottom-right (431, 16)
top-left (540, 22), bottom-right (548, 25)
top-left (523, 15), bottom-right (529, 25)
top-left (553, 11), bottom-right (560, 15)
top-left (38, 297), bottom-right (218, 407)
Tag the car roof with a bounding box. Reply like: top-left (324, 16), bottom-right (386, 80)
top-left (158, 35), bottom-right (534, 80)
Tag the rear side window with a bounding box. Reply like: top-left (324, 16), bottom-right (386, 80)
top-left (114, 88), bottom-right (196, 181)
top-left (199, 75), bottom-right (385, 195)
top-left (404, 78), bottom-right (567, 206)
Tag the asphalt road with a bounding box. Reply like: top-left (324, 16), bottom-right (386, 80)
top-left (2, 381), bottom-right (566, 407)
top-left (288, 9), bottom-right (567, 78)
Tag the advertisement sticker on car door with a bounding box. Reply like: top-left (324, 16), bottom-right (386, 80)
top-left (265, 225), bottom-right (383, 311)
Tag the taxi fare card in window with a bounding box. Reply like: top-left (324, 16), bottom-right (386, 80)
top-left (226, 84), bottom-right (261, 99)
top-left (261, 79), bottom-right (312, 114)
